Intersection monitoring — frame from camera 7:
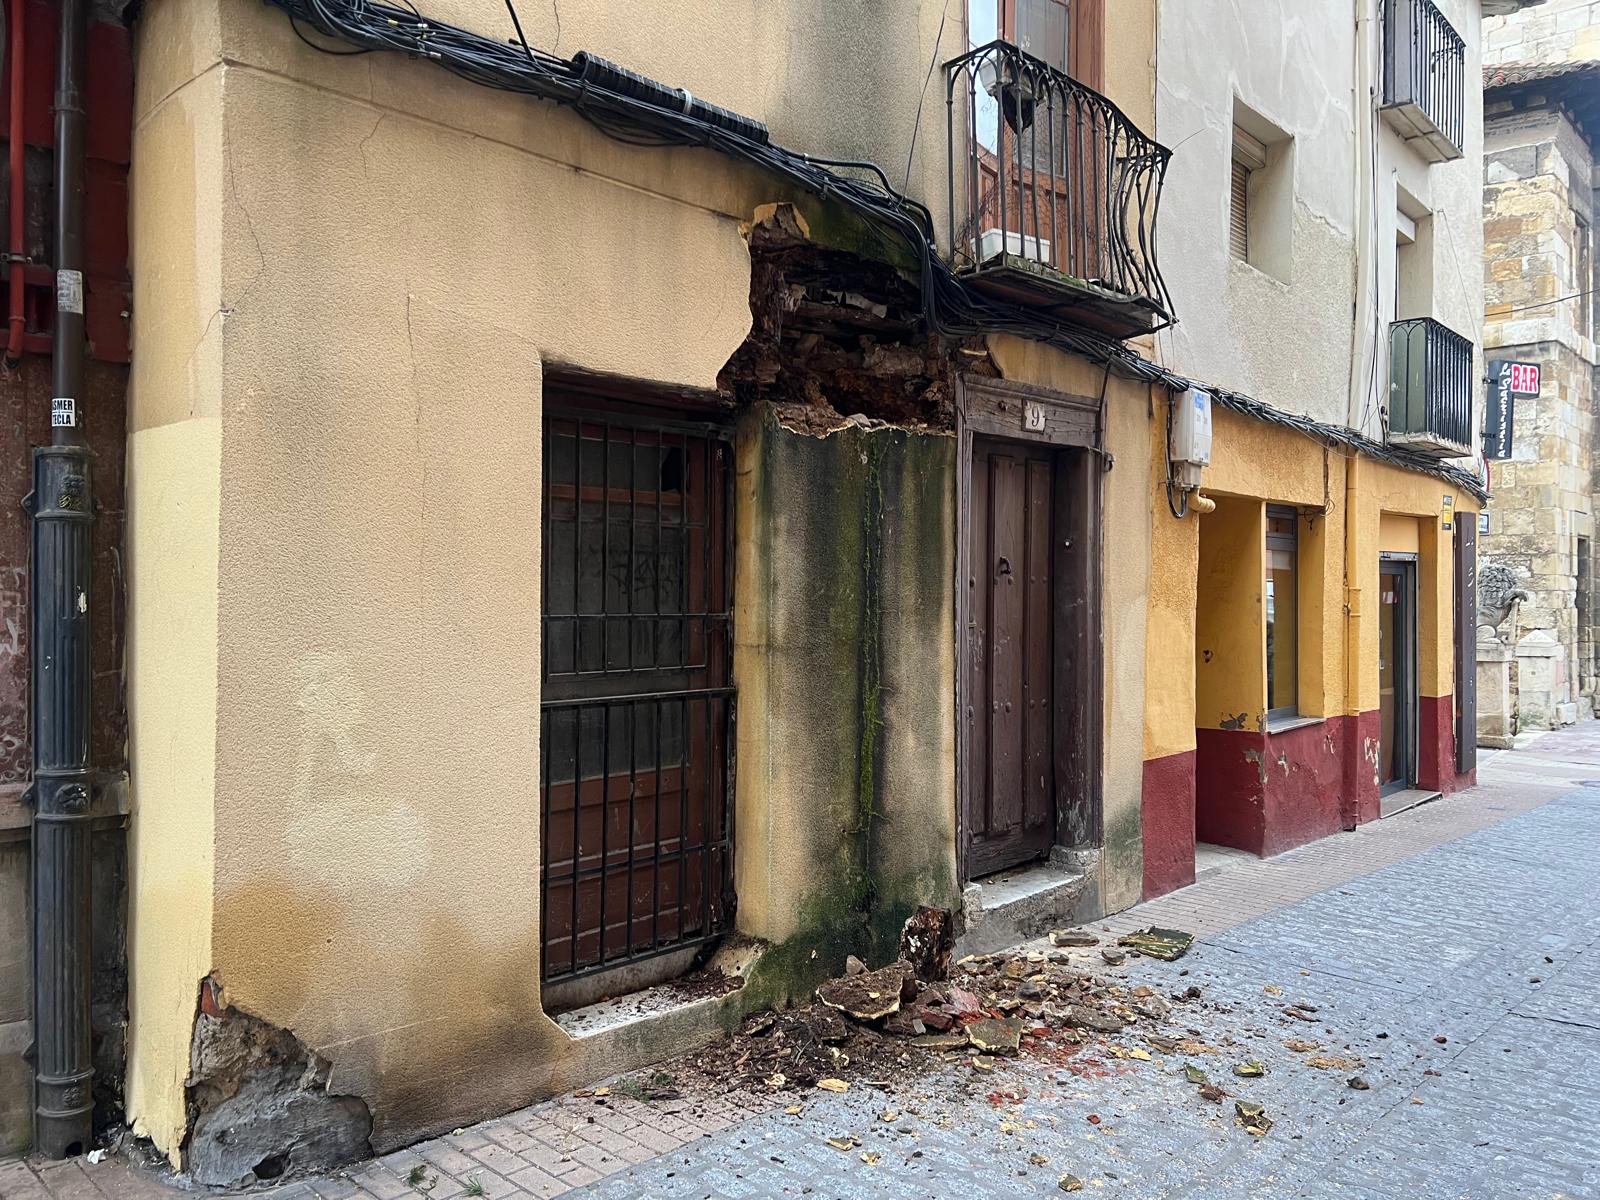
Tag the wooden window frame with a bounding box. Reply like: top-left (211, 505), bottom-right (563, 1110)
top-left (1000, 0), bottom-right (1104, 90)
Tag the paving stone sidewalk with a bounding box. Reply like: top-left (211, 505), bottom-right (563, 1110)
top-left (2, 730), bottom-right (1596, 1200)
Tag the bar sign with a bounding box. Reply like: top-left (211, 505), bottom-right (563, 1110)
top-left (1507, 361), bottom-right (1541, 397)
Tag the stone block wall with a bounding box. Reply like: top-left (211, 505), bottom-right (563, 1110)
top-left (1482, 94), bottom-right (1600, 723)
top-left (1485, 0), bottom-right (1600, 66)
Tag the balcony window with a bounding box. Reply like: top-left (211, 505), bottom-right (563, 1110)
top-left (1381, 0), bottom-right (1466, 163)
top-left (1009, 0), bottom-right (1069, 74)
top-left (1388, 317), bottom-right (1472, 458)
top-left (944, 38), bottom-right (1174, 338)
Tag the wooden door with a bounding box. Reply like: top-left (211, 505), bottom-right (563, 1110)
top-left (999, 0), bottom-right (1104, 88)
top-left (965, 437), bottom-right (1057, 876)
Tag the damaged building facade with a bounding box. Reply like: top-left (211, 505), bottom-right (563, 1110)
top-left (1479, 0), bottom-right (1600, 729)
top-left (0, 0), bottom-right (1533, 1180)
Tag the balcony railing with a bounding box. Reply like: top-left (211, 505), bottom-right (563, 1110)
top-left (1381, 0), bottom-right (1466, 163)
top-left (945, 40), bottom-right (1174, 339)
top-left (1388, 317), bottom-right (1473, 458)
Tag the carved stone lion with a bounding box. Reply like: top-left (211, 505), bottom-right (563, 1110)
top-left (1478, 562), bottom-right (1530, 640)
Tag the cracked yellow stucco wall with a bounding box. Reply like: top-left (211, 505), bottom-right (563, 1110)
top-left (126, 0), bottom-right (964, 1161)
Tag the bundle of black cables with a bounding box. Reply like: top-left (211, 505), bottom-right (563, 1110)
top-left (266, 0), bottom-right (1489, 502)
top-left (266, 0), bottom-right (1161, 364)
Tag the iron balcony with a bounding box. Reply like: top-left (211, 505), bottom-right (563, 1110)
top-left (1380, 0), bottom-right (1466, 163)
top-left (945, 39), bottom-right (1174, 339)
top-left (1388, 317), bottom-right (1474, 459)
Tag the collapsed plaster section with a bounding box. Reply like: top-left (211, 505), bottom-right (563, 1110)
top-left (718, 205), bottom-right (967, 436)
top-left (723, 204), bottom-right (959, 1007)
top-left (182, 977), bottom-right (371, 1188)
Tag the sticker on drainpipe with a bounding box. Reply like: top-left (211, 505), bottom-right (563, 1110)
top-left (52, 397), bottom-right (76, 427)
top-left (56, 269), bottom-right (83, 315)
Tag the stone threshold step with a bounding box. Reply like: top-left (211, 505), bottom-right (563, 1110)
top-left (1379, 788), bottom-right (1442, 820)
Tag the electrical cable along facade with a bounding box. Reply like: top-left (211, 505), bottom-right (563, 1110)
top-left (266, 0), bottom-right (1487, 501)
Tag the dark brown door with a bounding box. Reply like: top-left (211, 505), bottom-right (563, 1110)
top-left (965, 436), bottom-right (1057, 876)
top-left (540, 402), bottom-right (733, 983)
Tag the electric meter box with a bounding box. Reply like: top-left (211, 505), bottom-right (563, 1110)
top-left (1170, 387), bottom-right (1212, 489)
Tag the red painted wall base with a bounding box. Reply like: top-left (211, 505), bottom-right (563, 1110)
top-left (1343, 708), bottom-right (1381, 828)
top-left (1140, 697), bottom-right (1469, 902)
top-left (1195, 719), bottom-right (1347, 858)
top-left (1140, 751), bottom-right (1196, 899)
top-left (1418, 694), bottom-right (1473, 795)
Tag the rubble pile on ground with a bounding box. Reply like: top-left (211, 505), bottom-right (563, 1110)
top-left (596, 913), bottom-right (1440, 1187)
top-left (681, 916), bottom-right (1208, 1095)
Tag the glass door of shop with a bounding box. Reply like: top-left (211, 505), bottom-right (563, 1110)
top-left (1378, 557), bottom-right (1418, 795)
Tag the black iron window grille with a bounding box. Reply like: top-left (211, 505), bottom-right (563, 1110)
top-left (944, 38), bottom-right (1174, 332)
top-left (1388, 317), bottom-right (1473, 458)
top-left (1381, 0), bottom-right (1466, 162)
top-left (540, 404), bottom-right (734, 983)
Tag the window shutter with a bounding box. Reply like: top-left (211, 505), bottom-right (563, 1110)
top-left (1230, 159), bottom-right (1250, 261)
top-left (1229, 126), bottom-right (1266, 263)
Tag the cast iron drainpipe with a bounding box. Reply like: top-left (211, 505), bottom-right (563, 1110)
top-left (27, 0), bottom-right (94, 1158)
top-left (6, 0), bottom-right (25, 360)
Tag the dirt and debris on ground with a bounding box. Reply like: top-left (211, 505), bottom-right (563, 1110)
top-left (652, 916), bottom-right (1210, 1105)
top-left (589, 911), bottom-right (1416, 1189)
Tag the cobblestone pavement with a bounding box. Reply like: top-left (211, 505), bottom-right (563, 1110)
top-left (2, 732), bottom-right (1597, 1200)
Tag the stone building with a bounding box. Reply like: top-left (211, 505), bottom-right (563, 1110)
top-left (1482, 0), bottom-right (1600, 728)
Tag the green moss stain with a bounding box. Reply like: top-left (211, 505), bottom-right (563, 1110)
top-left (847, 438), bottom-right (886, 911)
top-left (741, 415), bottom-right (960, 999)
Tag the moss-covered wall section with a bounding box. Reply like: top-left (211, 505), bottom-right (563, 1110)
top-left (733, 406), bottom-right (958, 1005)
